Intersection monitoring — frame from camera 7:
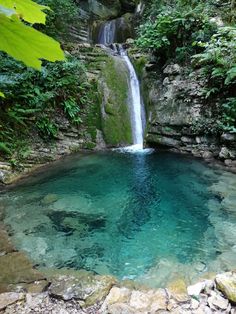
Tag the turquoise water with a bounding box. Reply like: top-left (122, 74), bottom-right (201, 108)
top-left (1, 150), bottom-right (236, 287)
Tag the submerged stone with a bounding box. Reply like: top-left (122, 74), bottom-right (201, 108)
top-left (0, 228), bottom-right (15, 255)
top-left (0, 252), bottom-right (46, 291)
top-left (41, 194), bottom-right (59, 205)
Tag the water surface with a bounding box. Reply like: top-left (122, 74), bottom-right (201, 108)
top-left (1, 150), bottom-right (236, 287)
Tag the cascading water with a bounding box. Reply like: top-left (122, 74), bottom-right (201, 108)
top-left (98, 20), bottom-right (145, 150)
top-left (98, 20), bottom-right (116, 45)
top-left (119, 46), bottom-right (144, 150)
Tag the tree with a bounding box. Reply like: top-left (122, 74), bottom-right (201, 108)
top-left (0, 0), bottom-right (65, 96)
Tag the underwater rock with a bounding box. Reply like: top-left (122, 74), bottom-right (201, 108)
top-left (216, 272), bottom-right (236, 303)
top-left (41, 194), bottom-right (59, 205)
top-left (0, 228), bottom-right (15, 255)
top-left (0, 252), bottom-right (46, 292)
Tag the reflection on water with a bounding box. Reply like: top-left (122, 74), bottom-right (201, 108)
top-left (1, 150), bottom-right (236, 287)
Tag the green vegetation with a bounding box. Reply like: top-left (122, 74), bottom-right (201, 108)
top-left (0, 0), bottom-right (64, 73)
top-left (136, 1), bottom-right (216, 63)
top-left (193, 27), bottom-right (236, 133)
top-left (0, 54), bottom-right (95, 156)
top-left (36, 0), bottom-right (81, 41)
top-left (137, 0), bottom-right (236, 133)
top-left (101, 56), bottom-right (132, 146)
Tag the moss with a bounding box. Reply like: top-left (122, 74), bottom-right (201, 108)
top-left (128, 48), bottom-right (148, 80)
top-left (100, 55), bottom-right (132, 146)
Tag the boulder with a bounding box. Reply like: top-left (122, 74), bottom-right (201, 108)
top-left (48, 269), bottom-right (117, 307)
top-left (41, 194), bottom-right (59, 205)
top-left (215, 272), bottom-right (236, 303)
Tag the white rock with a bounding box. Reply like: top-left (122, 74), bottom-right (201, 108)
top-left (208, 293), bottom-right (229, 310)
top-left (191, 298), bottom-right (200, 310)
top-left (187, 282), bottom-right (205, 296)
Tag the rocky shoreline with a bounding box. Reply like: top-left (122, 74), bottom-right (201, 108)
top-left (0, 220), bottom-right (236, 314)
top-left (1, 270), bottom-right (236, 313)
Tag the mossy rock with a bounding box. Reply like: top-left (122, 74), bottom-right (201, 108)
top-left (99, 55), bottom-right (132, 146)
top-left (88, 0), bottom-right (121, 19)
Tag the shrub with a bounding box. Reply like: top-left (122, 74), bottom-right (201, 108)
top-left (136, 2), bottom-right (216, 63)
top-left (192, 27), bottom-right (236, 133)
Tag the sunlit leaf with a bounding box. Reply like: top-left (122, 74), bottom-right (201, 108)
top-left (0, 91), bottom-right (5, 97)
top-left (0, 0), bottom-right (49, 24)
top-left (0, 4), bottom-right (15, 16)
top-left (0, 14), bottom-right (65, 70)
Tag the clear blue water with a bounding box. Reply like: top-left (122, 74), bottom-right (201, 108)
top-left (1, 150), bottom-right (236, 287)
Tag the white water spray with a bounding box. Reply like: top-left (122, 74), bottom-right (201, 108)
top-left (98, 20), bottom-right (146, 151)
top-left (98, 20), bottom-right (116, 45)
top-left (119, 47), bottom-right (144, 150)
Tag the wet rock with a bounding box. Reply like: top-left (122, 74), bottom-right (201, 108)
top-left (215, 272), bottom-right (236, 303)
top-left (48, 269), bottom-right (116, 306)
top-left (25, 280), bottom-right (49, 294)
top-left (167, 278), bottom-right (190, 303)
top-left (0, 252), bottom-right (45, 291)
top-left (0, 292), bottom-right (24, 310)
top-left (0, 229), bottom-right (15, 255)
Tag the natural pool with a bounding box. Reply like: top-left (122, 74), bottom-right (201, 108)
top-left (1, 150), bottom-right (236, 288)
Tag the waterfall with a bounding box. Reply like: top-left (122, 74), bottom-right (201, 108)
top-left (119, 47), bottom-right (144, 150)
top-left (98, 21), bottom-right (145, 150)
top-left (98, 20), bottom-right (116, 45)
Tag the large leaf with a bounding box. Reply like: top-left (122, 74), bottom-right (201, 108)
top-left (0, 0), bottom-right (49, 24)
top-left (0, 14), bottom-right (65, 69)
top-left (0, 91), bottom-right (5, 97)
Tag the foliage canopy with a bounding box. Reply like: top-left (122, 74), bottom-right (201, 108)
top-left (0, 0), bottom-right (65, 71)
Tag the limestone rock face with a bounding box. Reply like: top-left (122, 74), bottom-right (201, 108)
top-left (216, 272), bottom-right (236, 303)
top-left (88, 0), bottom-right (121, 19)
top-left (130, 51), bottom-right (236, 166)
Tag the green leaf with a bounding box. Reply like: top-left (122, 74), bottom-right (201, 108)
top-left (0, 91), bottom-right (5, 97)
top-left (0, 0), bottom-right (49, 24)
top-left (225, 66), bottom-right (236, 85)
top-left (0, 4), bottom-right (15, 16)
top-left (0, 14), bottom-right (65, 69)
